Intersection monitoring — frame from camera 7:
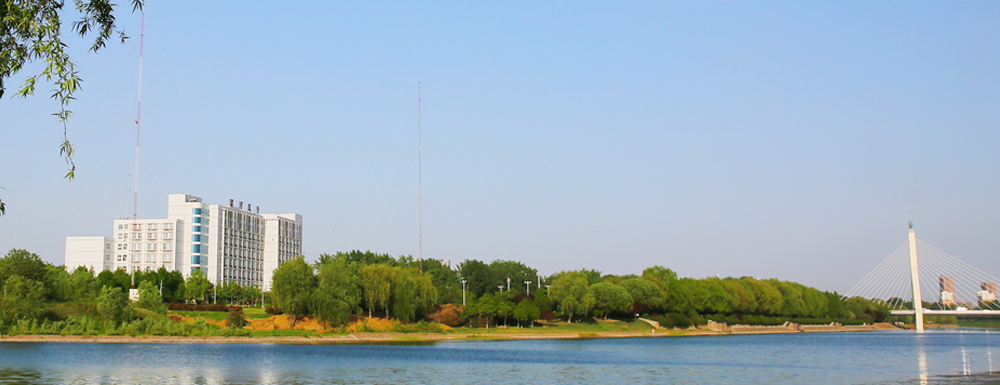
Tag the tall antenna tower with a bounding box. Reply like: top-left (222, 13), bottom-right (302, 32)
top-left (133, 12), bottom-right (145, 220)
top-left (418, 82), bottom-right (423, 271)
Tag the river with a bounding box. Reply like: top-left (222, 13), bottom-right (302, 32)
top-left (1, 329), bottom-right (998, 384)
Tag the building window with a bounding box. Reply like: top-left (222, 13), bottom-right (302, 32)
top-left (147, 232), bottom-right (157, 240)
top-left (162, 232), bottom-right (173, 239)
top-left (162, 254), bottom-right (173, 262)
top-left (146, 243), bottom-right (157, 251)
top-left (145, 254), bottom-right (156, 262)
top-left (162, 242), bottom-right (173, 251)
top-left (193, 226), bottom-right (202, 233)
top-left (130, 254), bottom-right (140, 262)
top-left (131, 233), bottom-right (142, 240)
top-left (193, 217), bottom-right (202, 224)
top-left (131, 243), bottom-right (141, 252)
top-left (191, 255), bottom-right (201, 265)
top-left (193, 208), bottom-right (203, 215)
top-left (192, 244), bottom-right (202, 253)
top-left (163, 223), bottom-right (174, 230)
top-left (117, 233), bottom-right (126, 240)
top-left (192, 234), bottom-right (201, 242)
top-left (146, 223), bottom-right (158, 230)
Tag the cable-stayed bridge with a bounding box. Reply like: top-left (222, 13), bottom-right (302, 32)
top-left (845, 223), bottom-right (1000, 332)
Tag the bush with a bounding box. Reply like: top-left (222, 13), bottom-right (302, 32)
top-left (226, 308), bottom-right (248, 329)
top-left (265, 306), bottom-right (283, 315)
top-left (426, 304), bottom-right (466, 327)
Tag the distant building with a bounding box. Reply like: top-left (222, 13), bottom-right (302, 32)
top-left (979, 282), bottom-right (998, 303)
top-left (64, 236), bottom-right (113, 272)
top-left (939, 275), bottom-right (956, 306)
top-left (66, 193), bottom-right (302, 290)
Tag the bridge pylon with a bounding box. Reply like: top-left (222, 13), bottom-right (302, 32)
top-left (908, 221), bottom-right (924, 333)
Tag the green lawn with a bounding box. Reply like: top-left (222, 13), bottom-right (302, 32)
top-left (168, 308), bottom-right (271, 321)
top-left (453, 319), bottom-right (657, 335)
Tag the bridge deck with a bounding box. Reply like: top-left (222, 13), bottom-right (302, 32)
top-left (890, 310), bottom-right (1000, 316)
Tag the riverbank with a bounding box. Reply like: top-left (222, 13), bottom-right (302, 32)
top-left (0, 322), bottom-right (900, 344)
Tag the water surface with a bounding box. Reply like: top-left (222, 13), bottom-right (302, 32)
top-left (1, 329), bottom-right (998, 384)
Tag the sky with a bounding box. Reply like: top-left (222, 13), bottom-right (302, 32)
top-left (1, 1), bottom-right (998, 293)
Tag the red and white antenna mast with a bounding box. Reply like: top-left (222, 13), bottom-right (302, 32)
top-left (133, 12), bottom-right (144, 220)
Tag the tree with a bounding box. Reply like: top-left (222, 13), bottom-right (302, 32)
top-left (96, 286), bottom-right (131, 325)
top-left (0, 275), bottom-right (47, 328)
top-left (457, 259), bottom-right (493, 299)
top-left (136, 280), bottom-right (165, 314)
top-left (66, 266), bottom-right (96, 300)
top-left (588, 282), bottom-right (633, 319)
top-left (309, 259), bottom-right (361, 326)
top-left (226, 307), bottom-right (248, 329)
top-left (548, 271), bottom-right (594, 323)
top-left (271, 257), bottom-right (316, 319)
top-left (642, 266), bottom-right (677, 293)
top-left (0, 249), bottom-right (50, 285)
top-left (513, 299), bottom-right (540, 327)
top-left (0, 0), bottom-right (144, 188)
top-left (360, 264), bottom-right (396, 318)
top-left (184, 269), bottom-right (210, 304)
top-left (619, 278), bottom-right (664, 312)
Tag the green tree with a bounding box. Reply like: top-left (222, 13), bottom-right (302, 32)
top-left (309, 259), bottom-right (361, 326)
top-left (0, 275), bottom-right (47, 328)
top-left (66, 266), bottom-right (96, 300)
top-left (642, 266), bottom-right (677, 293)
top-left (96, 286), bottom-right (131, 325)
top-left (619, 278), bottom-right (664, 312)
top-left (360, 264), bottom-right (397, 318)
top-left (548, 271), bottom-right (594, 323)
top-left (588, 282), bottom-right (633, 319)
top-left (488, 260), bottom-right (538, 294)
top-left (136, 280), bottom-right (165, 314)
top-left (0, 249), bottom-right (50, 285)
top-left (184, 269), bottom-right (211, 304)
top-left (457, 259), bottom-right (493, 299)
top-left (0, 0), bottom-right (144, 184)
top-left (513, 299), bottom-right (540, 327)
top-left (271, 257), bottom-right (316, 319)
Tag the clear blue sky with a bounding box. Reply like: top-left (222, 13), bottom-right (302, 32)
top-left (1, 1), bottom-right (998, 293)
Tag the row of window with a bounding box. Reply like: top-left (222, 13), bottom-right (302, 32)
top-left (117, 223), bottom-right (175, 231)
top-left (115, 254), bottom-right (173, 262)
top-left (118, 232), bottom-right (174, 241)
top-left (118, 242), bottom-right (175, 252)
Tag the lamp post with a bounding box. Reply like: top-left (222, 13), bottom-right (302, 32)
top-left (498, 285), bottom-right (504, 293)
top-left (525, 281), bottom-right (532, 295)
top-left (461, 280), bottom-right (467, 306)
top-left (537, 273), bottom-right (542, 289)
top-left (506, 277), bottom-right (511, 291)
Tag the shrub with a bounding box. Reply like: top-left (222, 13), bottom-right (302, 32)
top-left (226, 307), bottom-right (248, 329)
top-left (426, 304), bottom-right (466, 327)
top-left (265, 306), bottom-right (283, 315)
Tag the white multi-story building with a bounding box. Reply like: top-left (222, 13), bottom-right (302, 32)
top-left (64, 236), bottom-right (114, 272)
top-left (65, 193), bottom-right (303, 290)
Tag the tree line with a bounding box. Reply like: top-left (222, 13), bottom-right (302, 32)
top-left (2, 247), bottom-right (906, 334)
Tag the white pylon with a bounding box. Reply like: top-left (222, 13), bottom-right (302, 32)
top-left (908, 221), bottom-right (924, 333)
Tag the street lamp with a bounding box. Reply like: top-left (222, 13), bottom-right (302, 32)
top-left (506, 277), bottom-right (511, 291)
top-left (498, 285), bottom-right (504, 293)
top-left (537, 273), bottom-right (542, 289)
top-left (461, 280), bottom-right (467, 306)
top-left (525, 281), bottom-right (532, 295)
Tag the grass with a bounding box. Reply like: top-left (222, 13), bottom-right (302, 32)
top-left (452, 319), bottom-right (657, 335)
top-left (168, 308), bottom-right (271, 321)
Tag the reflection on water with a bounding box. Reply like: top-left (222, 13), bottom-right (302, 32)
top-left (0, 329), bottom-right (997, 385)
top-left (919, 346), bottom-right (929, 385)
